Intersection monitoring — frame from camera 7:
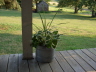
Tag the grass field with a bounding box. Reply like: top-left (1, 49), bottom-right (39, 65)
top-left (0, 7), bottom-right (96, 55)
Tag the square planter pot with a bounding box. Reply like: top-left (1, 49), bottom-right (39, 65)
top-left (36, 46), bottom-right (54, 63)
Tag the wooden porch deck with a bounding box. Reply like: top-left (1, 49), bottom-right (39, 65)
top-left (0, 48), bottom-right (96, 72)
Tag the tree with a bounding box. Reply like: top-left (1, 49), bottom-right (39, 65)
top-left (58, 0), bottom-right (83, 13)
top-left (17, 0), bottom-right (21, 6)
top-left (0, 0), bottom-right (21, 10)
top-left (83, 0), bottom-right (96, 17)
top-left (0, 0), bottom-right (4, 8)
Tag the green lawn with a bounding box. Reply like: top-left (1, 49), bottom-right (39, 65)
top-left (0, 8), bottom-right (96, 55)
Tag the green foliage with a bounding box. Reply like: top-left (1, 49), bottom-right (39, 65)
top-left (58, 0), bottom-right (96, 12)
top-left (58, 0), bottom-right (82, 7)
top-left (0, 0), bottom-right (4, 8)
top-left (32, 30), bottom-right (59, 48)
top-left (17, 0), bottom-right (21, 6)
top-left (31, 12), bottom-right (60, 48)
top-left (81, 0), bottom-right (96, 17)
top-left (0, 0), bottom-right (4, 4)
top-left (83, 0), bottom-right (96, 11)
top-left (2, 0), bottom-right (21, 10)
top-left (34, 0), bottom-right (51, 3)
top-left (58, 0), bottom-right (83, 13)
top-left (53, 3), bottom-right (56, 5)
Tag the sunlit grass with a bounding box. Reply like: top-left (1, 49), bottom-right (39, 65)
top-left (0, 7), bottom-right (96, 55)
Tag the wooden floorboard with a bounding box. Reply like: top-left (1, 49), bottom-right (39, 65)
top-left (7, 54), bottom-right (18, 72)
top-left (0, 55), bottom-right (9, 72)
top-left (75, 49), bottom-right (96, 70)
top-left (68, 50), bottom-right (95, 72)
top-left (55, 51), bottom-right (74, 72)
top-left (49, 58), bottom-right (64, 72)
top-left (0, 48), bottom-right (96, 72)
top-left (81, 49), bottom-right (96, 62)
top-left (60, 51), bottom-right (85, 72)
top-left (18, 54), bottom-right (29, 72)
top-left (88, 48), bottom-right (96, 56)
top-left (28, 59), bottom-right (41, 72)
top-left (38, 62), bottom-right (52, 72)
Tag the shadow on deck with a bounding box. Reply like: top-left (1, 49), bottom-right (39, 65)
top-left (0, 48), bottom-right (96, 72)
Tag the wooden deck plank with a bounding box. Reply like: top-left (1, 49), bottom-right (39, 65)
top-left (0, 49), bottom-right (96, 72)
top-left (7, 54), bottom-right (19, 72)
top-left (81, 49), bottom-right (96, 62)
top-left (28, 59), bottom-right (41, 72)
top-left (68, 50), bottom-right (95, 72)
top-left (60, 51), bottom-right (85, 72)
top-left (75, 49), bottom-right (96, 70)
top-left (88, 48), bottom-right (96, 56)
top-left (18, 54), bottom-right (29, 72)
top-left (38, 62), bottom-right (52, 72)
top-left (0, 55), bottom-right (9, 72)
top-left (55, 51), bottom-right (74, 72)
top-left (49, 58), bottom-right (64, 72)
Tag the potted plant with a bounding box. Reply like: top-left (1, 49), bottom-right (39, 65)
top-left (31, 11), bottom-right (60, 63)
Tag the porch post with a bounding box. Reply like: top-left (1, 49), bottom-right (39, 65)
top-left (21, 0), bottom-right (33, 59)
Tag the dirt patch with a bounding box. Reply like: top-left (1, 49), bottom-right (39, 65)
top-left (0, 24), bottom-right (10, 30)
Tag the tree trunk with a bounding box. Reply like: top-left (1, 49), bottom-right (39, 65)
top-left (4, 0), bottom-right (11, 9)
top-left (74, 6), bottom-right (78, 14)
top-left (95, 13), bottom-right (96, 17)
top-left (36, 2), bottom-right (38, 12)
top-left (4, 0), bottom-right (21, 10)
top-left (92, 10), bottom-right (96, 17)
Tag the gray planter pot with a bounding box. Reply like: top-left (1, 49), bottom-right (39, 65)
top-left (36, 46), bottom-right (54, 63)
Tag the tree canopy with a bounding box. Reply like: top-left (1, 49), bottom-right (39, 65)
top-left (82, 0), bottom-right (96, 17)
top-left (83, 0), bottom-right (96, 11)
top-left (58, 0), bottom-right (83, 13)
top-left (0, 0), bottom-right (21, 10)
top-left (58, 0), bottom-right (96, 17)
top-left (0, 0), bottom-right (4, 8)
